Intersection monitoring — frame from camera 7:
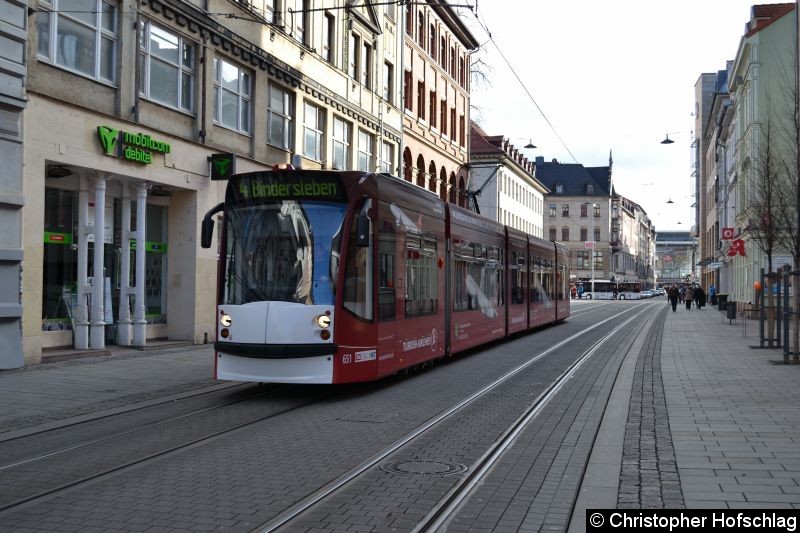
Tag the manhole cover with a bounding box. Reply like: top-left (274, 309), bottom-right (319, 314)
top-left (381, 459), bottom-right (467, 476)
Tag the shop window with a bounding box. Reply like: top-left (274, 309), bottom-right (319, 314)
top-left (42, 189), bottom-right (78, 330)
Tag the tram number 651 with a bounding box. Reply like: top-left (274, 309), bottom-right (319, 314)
top-left (342, 354), bottom-right (352, 364)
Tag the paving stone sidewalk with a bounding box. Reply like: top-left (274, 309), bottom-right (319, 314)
top-left (662, 305), bottom-right (800, 509)
top-left (0, 344), bottom-right (216, 434)
top-left (573, 301), bottom-right (800, 531)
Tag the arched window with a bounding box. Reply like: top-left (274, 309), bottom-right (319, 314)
top-left (439, 167), bottom-right (448, 201)
top-left (403, 148), bottom-right (413, 182)
top-left (416, 155), bottom-right (426, 187)
top-left (428, 161), bottom-right (437, 193)
top-left (449, 172), bottom-right (456, 203)
top-left (458, 176), bottom-right (466, 207)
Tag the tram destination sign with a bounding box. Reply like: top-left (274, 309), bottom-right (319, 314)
top-left (231, 172), bottom-right (347, 203)
top-left (97, 125), bottom-right (171, 165)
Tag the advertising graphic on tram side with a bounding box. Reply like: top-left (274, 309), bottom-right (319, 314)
top-left (201, 168), bottom-right (570, 384)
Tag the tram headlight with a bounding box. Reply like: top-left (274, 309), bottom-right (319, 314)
top-left (220, 314), bottom-right (232, 327)
top-left (315, 315), bottom-right (331, 329)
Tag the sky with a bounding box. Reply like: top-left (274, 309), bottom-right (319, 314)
top-left (458, 0), bottom-right (762, 232)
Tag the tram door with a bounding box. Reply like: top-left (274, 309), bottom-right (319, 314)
top-left (377, 202), bottom-right (398, 376)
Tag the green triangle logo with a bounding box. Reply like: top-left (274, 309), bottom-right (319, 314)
top-left (213, 157), bottom-right (231, 177)
top-left (97, 126), bottom-right (119, 155)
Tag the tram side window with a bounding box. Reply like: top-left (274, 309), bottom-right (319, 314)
top-left (486, 246), bottom-right (504, 307)
top-left (511, 252), bottom-right (525, 304)
top-left (405, 233), bottom-right (437, 317)
top-left (343, 211), bottom-right (373, 321)
top-left (453, 240), bottom-right (471, 312)
top-left (559, 264), bottom-right (568, 300)
top-left (530, 259), bottom-right (541, 303)
top-left (378, 235), bottom-right (395, 320)
top-left (541, 264), bottom-right (552, 301)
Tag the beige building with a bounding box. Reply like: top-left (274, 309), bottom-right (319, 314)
top-left (469, 123), bottom-right (546, 237)
top-left (400, 1), bottom-right (477, 205)
top-left (23, 0), bottom-right (404, 364)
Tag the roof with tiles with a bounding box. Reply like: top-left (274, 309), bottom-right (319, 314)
top-left (469, 122), bottom-right (536, 175)
top-left (534, 157), bottom-right (612, 197)
top-left (745, 3), bottom-right (794, 37)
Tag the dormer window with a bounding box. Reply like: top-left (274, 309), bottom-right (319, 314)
top-left (586, 183), bottom-right (594, 194)
top-left (555, 183), bottom-right (564, 194)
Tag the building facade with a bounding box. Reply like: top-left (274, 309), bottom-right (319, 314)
top-left (535, 157), bottom-right (613, 286)
top-left (23, 0), bottom-right (409, 364)
top-left (0, 0), bottom-right (26, 368)
top-left (724, 3), bottom-right (795, 304)
top-left (400, 1), bottom-right (477, 205)
top-left (469, 123), bottom-right (546, 237)
top-left (655, 231), bottom-right (697, 286)
top-left (611, 195), bottom-right (656, 288)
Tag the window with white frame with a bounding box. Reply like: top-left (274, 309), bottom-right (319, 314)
top-left (361, 41), bottom-right (372, 88)
top-left (37, 0), bottom-right (118, 83)
top-left (348, 33), bottom-right (359, 80)
top-left (381, 141), bottom-right (394, 173)
top-left (383, 62), bottom-right (393, 103)
top-left (303, 102), bottom-right (324, 161)
top-left (213, 57), bottom-right (252, 134)
top-left (332, 117), bottom-right (351, 170)
top-left (322, 13), bottom-right (335, 63)
top-left (267, 84), bottom-right (293, 150)
top-left (357, 130), bottom-right (373, 171)
top-left (137, 22), bottom-right (194, 112)
top-left (292, 0), bottom-right (310, 45)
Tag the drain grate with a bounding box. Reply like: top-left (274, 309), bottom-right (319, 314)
top-left (381, 459), bottom-right (467, 476)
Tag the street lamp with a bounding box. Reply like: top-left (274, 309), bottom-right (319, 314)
top-left (584, 202), bottom-right (598, 298)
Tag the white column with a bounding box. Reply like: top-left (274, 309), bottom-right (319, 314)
top-left (89, 177), bottom-right (107, 349)
top-left (132, 183), bottom-right (148, 346)
top-left (117, 183), bottom-right (132, 345)
top-left (74, 186), bottom-right (90, 350)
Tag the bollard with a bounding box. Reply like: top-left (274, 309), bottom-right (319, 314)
top-left (784, 271), bottom-right (790, 364)
top-left (759, 269), bottom-right (765, 348)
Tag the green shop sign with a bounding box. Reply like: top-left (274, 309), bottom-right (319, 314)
top-left (97, 125), bottom-right (171, 165)
top-left (129, 240), bottom-right (167, 253)
top-left (44, 232), bottom-right (73, 245)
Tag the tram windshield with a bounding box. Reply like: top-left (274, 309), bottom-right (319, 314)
top-left (222, 201), bottom-right (347, 306)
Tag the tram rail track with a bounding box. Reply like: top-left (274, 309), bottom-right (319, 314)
top-left (0, 384), bottom-right (329, 515)
top-left (412, 307), bottom-right (647, 532)
top-left (254, 303), bottom-right (655, 533)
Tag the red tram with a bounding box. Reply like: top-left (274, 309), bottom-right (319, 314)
top-left (201, 169), bottom-right (570, 384)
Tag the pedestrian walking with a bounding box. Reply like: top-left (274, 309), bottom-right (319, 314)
top-left (695, 286), bottom-right (706, 309)
top-left (668, 285), bottom-right (679, 312)
top-left (577, 284), bottom-right (584, 299)
top-left (685, 285), bottom-right (694, 310)
top-left (709, 283), bottom-right (716, 305)
top-left (679, 285), bottom-right (686, 304)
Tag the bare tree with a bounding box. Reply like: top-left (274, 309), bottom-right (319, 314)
top-left (743, 113), bottom-right (784, 347)
top-left (774, 41), bottom-right (800, 359)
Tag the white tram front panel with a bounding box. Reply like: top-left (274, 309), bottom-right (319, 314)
top-left (215, 301), bottom-right (336, 383)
